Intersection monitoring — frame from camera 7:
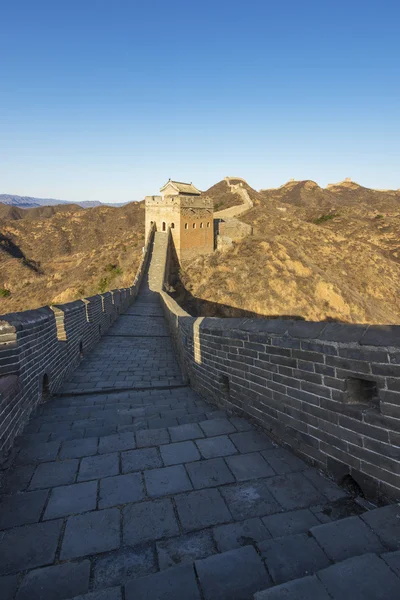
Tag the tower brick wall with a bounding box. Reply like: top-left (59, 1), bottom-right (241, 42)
top-left (145, 185), bottom-right (214, 261)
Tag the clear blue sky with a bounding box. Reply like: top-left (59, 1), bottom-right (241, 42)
top-left (1, 1), bottom-right (399, 202)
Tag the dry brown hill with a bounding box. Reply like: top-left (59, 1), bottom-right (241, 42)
top-left (177, 179), bottom-right (400, 324)
top-left (202, 178), bottom-right (262, 211)
top-left (0, 201), bottom-right (145, 313)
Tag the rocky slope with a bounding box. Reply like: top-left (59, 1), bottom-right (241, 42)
top-left (177, 179), bottom-right (400, 324)
top-left (0, 202), bottom-right (145, 313)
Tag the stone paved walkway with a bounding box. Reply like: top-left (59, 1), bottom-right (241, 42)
top-left (1, 242), bottom-right (400, 599)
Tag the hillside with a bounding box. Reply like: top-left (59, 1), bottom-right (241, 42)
top-left (0, 202), bottom-right (145, 313)
top-left (176, 178), bottom-right (400, 324)
top-left (202, 178), bottom-right (262, 212)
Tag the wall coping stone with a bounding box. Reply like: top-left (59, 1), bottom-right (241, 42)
top-left (160, 297), bottom-right (400, 349)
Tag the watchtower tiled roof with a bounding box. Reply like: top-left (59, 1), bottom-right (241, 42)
top-left (160, 180), bottom-right (201, 196)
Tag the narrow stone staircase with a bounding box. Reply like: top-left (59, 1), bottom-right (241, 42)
top-left (0, 234), bottom-right (399, 599)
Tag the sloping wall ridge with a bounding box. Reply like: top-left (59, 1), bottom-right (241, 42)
top-left (160, 285), bottom-right (400, 503)
top-left (0, 227), bottom-right (155, 457)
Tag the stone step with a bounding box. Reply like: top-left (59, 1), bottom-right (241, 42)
top-left (13, 409), bottom-right (232, 452)
top-left (254, 551), bottom-right (400, 600)
top-left (123, 545), bottom-right (271, 600)
top-left (309, 504), bottom-right (400, 561)
top-left (254, 504), bottom-right (400, 590)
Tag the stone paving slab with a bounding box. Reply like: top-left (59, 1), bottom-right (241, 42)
top-left (15, 561), bottom-right (90, 600)
top-left (0, 519), bottom-right (63, 575)
top-left (195, 545), bottom-right (271, 600)
top-left (316, 553), bottom-right (400, 600)
top-left (1, 254), bottom-right (399, 598)
top-left (44, 481), bottom-right (97, 519)
top-left (258, 533), bottom-right (330, 584)
top-left (310, 515), bottom-right (385, 562)
top-left (254, 575), bottom-right (331, 600)
top-left (125, 563), bottom-right (201, 600)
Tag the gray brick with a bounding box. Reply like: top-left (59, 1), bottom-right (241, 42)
top-left (196, 545), bottom-right (271, 600)
top-left (61, 508), bottom-right (120, 559)
top-left (144, 465), bottom-right (193, 497)
top-left (214, 518), bottom-right (270, 552)
top-left (30, 459), bottom-right (79, 490)
top-left (44, 481), bottom-right (97, 519)
top-left (157, 531), bottom-right (216, 569)
top-left (225, 452), bottom-right (275, 481)
top-left (0, 519), bottom-right (63, 575)
top-left (317, 553), bottom-right (400, 600)
top-left (78, 452), bottom-right (119, 481)
top-left (175, 488), bottom-right (232, 531)
top-left (98, 432), bottom-right (136, 454)
top-left (186, 458), bottom-right (235, 489)
top-left (160, 440), bottom-right (201, 466)
top-left (16, 560), bottom-right (90, 600)
top-left (220, 480), bottom-right (281, 520)
top-left (262, 508), bottom-right (321, 537)
top-left (123, 498), bottom-right (179, 545)
top-left (0, 490), bottom-right (48, 530)
top-left (60, 437), bottom-right (98, 459)
top-left (93, 546), bottom-right (157, 588)
top-left (196, 435), bottom-right (237, 459)
top-left (169, 423), bottom-right (204, 442)
top-left (136, 428), bottom-right (170, 447)
top-left (258, 533), bottom-right (330, 584)
top-left (230, 431), bottom-right (274, 453)
top-left (310, 516), bottom-right (385, 562)
top-left (125, 563), bottom-right (201, 600)
top-left (122, 447), bottom-right (162, 472)
top-left (99, 473), bottom-right (145, 508)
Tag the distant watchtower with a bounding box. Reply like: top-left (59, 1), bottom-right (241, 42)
top-left (145, 180), bottom-right (214, 261)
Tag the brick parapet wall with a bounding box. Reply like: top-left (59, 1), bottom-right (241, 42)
top-left (0, 227), bottom-right (155, 458)
top-left (160, 290), bottom-right (400, 503)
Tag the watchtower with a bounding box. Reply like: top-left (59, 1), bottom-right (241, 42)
top-left (145, 180), bottom-right (214, 261)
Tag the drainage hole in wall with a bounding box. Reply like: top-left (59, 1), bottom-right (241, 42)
top-left (344, 377), bottom-right (379, 407)
top-left (218, 374), bottom-right (230, 397)
top-left (41, 374), bottom-right (50, 403)
top-left (340, 474), bottom-right (364, 498)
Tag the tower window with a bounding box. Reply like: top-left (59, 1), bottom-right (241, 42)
top-left (200, 222), bottom-right (204, 228)
top-left (171, 223), bottom-right (175, 229)
top-left (193, 223), bottom-right (196, 229)
top-left (185, 223), bottom-right (188, 230)
top-left (207, 222), bottom-right (210, 228)
top-left (162, 222), bottom-right (166, 231)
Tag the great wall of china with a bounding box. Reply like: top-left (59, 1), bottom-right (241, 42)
top-left (0, 185), bottom-right (399, 599)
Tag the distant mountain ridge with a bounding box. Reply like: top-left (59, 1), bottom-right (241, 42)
top-left (0, 194), bottom-right (129, 209)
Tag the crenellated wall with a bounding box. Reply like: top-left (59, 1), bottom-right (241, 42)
top-left (0, 228), bottom-right (155, 458)
top-left (159, 243), bottom-right (400, 503)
